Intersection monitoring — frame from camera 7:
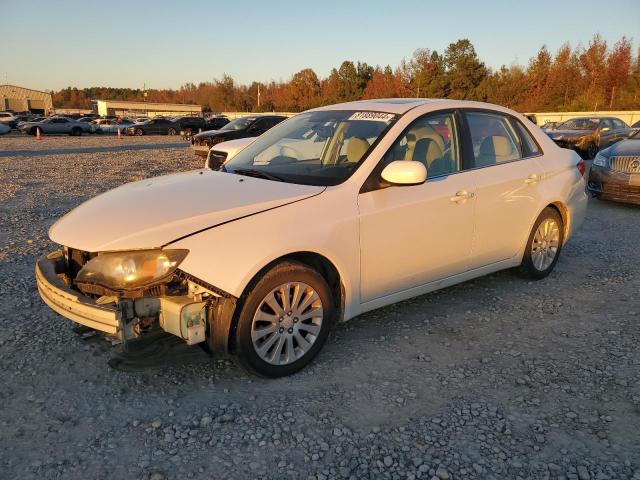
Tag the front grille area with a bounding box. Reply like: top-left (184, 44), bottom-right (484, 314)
top-left (208, 151), bottom-right (228, 169)
top-left (65, 248), bottom-right (94, 280)
top-left (609, 156), bottom-right (640, 174)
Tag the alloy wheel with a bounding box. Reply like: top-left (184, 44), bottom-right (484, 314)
top-left (531, 218), bottom-right (560, 271)
top-left (251, 282), bottom-right (323, 366)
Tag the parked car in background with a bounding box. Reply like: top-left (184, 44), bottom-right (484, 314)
top-left (172, 116), bottom-right (206, 135)
top-left (191, 115), bottom-right (287, 157)
top-left (18, 117), bottom-right (94, 135)
top-left (93, 119), bottom-right (134, 134)
top-left (545, 116), bottom-right (631, 159)
top-left (588, 129), bottom-right (640, 205)
top-left (205, 137), bottom-right (255, 169)
top-left (125, 118), bottom-right (179, 136)
top-left (205, 115), bottom-right (230, 131)
top-left (36, 99), bottom-right (587, 377)
top-left (0, 111), bottom-right (19, 128)
top-left (0, 123), bottom-right (11, 135)
top-left (541, 121), bottom-right (563, 130)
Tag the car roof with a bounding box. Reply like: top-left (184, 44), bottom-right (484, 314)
top-left (309, 98), bottom-right (522, 116)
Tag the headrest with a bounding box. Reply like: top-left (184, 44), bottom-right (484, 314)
top-left (479, 135), bottom-right (515, 157)
top-left (346, 137), bottom-right (370, 163)
top-left (412, 125), bottom-right (446, 151)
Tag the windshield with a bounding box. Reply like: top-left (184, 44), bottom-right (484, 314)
top-left (220, 117), bottom-right (255, 131)
top-left (561, 118), bottom-right (600, 130)
top-left (223, 110), bottom-right (397, 186)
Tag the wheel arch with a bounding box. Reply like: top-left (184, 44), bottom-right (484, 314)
top-left (226, 250), bottom-right (346, 353)
top-left (546, 201), bottom-right (569, 244)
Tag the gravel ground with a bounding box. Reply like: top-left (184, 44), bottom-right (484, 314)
top-left (0, 136), bottom-right (639, 480)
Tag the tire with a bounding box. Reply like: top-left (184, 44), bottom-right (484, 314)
top-left (234, 261), bottom-right (335, 377)
top-left (135, 128), bottom-right (144, 136)
top-left (29, 127), bottom-right (38, 136)
top-left (71, 127), bottom-right (82, 136)
top-left (520, 207), bottom-right (564, 279)
top-left (167, 128), bottom-right (176, 136)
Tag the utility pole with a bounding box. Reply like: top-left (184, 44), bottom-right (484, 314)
top-left (257, 83), bottom-right (261, 110)
top-left (609, 86), bottom-right (615, 110)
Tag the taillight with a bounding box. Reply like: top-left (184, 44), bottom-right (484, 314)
top-left (577, 160), bottom-right (586, 177)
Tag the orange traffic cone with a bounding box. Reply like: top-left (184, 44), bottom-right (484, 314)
top-left (36, 127), bottom-right (41, 141)
top-left (117, 128), bottom-right (122, 140)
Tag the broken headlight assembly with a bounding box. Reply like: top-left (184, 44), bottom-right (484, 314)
top-left (75, 249), bottom-right (189, 292)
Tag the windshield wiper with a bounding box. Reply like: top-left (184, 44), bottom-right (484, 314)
top-left (231, 168), bottom-right (286, 182)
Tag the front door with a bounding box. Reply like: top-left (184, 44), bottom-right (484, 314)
top-left (358, 111), bottom-right (476, 303)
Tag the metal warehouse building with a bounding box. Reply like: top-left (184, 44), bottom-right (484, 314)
top-left (96, 100), bottom-right (202, 118)
top-left (0, 85), bottom-right (53, 114)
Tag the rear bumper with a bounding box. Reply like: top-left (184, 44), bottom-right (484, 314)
top-left (35, 251), bottom-right (119, 336)
top-left (588, 165), bottom-right (640, 205)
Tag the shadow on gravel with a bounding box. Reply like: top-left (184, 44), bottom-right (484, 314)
top-left (105, 331), bottom-right (210, 372)
top-left (0, 143), bottom-right (189, 158)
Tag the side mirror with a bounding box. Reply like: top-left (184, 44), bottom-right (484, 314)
top-left (380, 160), bottom-right (427, 186)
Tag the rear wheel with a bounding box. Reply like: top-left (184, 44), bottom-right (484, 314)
top-left (135, 128), bottom-right (144, 136)
top-left (167, 128), bottom-right (177, 136)
top-left (234, 261), bottom-right (335, 377)
top-left (71, 127), bottom-right (82, 136)
top-left (520, 207), bottom-right (564, 279)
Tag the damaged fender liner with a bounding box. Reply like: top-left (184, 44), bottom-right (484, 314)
top-left (208, 296), bottom-right (238, 354)
top-left (178, 271), bottom-right (238, 354)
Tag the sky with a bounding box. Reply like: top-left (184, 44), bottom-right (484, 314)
top-left (1, 0), bottom-right (639, 92)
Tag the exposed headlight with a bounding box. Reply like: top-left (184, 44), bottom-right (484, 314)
top-left (593, 152), bottom-right (608, 167)
top-left (76, 249), bottom-right (188, 291)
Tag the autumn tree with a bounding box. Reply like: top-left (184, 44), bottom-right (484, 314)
top-left (442, 39), bottom-right (488, 99)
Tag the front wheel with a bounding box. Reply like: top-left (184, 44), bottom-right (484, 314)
top-left (167, 128), bottom-right (176, 135)
top-left (520, 207), bottom-right (564, 279)
top-left (234, 261), bottom-right (335, 377)
top-left (71, 127), bottom-right (82, 136)
top-left (135, 128), bottom-right (144, 136)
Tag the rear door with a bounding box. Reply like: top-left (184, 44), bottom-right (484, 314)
top-left (461, 110), bottom-right (544, 268)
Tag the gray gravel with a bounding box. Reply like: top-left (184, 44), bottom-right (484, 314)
top-left (0, 136), bottom-right (639, 480)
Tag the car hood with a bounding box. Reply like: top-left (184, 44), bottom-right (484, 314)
top-left (211, 137), bottom-right (255, 157)
top-left (193, 129), bottom-right (235, 140)
top-left (547, 129), bottom-right (593, 138)
top-left (49, 170), bottom-right (325, 252)
top-left (603, 138), bottom-right (640, 156)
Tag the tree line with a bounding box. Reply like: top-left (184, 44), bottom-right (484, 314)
top-left (52, 35), bottom-right (640, 114)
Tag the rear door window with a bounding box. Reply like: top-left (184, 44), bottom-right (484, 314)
top-left (464, 112), bottom-right (522, 168)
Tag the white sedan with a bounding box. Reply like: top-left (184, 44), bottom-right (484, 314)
top-left (36, 99), bottom-right (587, 377)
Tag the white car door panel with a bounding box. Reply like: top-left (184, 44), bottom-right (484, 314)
top-left (468, 159), bottom-right (544, 267)
top-left (358, 172), bottom-right (476, 303)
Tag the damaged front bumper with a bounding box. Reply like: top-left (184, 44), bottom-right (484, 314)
top-left (36, 250), bottom-right (237, 351)
top-left (36, 251), bottom-right (119, 335)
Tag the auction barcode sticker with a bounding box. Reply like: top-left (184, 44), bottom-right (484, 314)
top-left (348, 112), bottom-right (396, 122)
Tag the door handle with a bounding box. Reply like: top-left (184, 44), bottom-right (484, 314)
top-left (450, 190), bottom-right (475, 203)
top-left (524, 174), bottom-right (539, 184)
